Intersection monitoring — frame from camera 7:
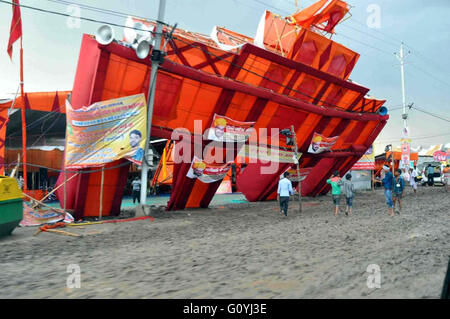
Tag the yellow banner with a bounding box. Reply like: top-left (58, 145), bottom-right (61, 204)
top-left (65, 94), bottom-right (147, 168)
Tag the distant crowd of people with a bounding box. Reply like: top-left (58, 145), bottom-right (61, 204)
top-left (276, 163), bottom-right (450, 217)
top-left (126, 163), bottom-right (450, 214)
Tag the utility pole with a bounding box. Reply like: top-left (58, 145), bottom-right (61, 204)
top-left (291, 125), bottom-right (302, 213)
top-left (400, 43), bottom-right (407, 127)
top-left (395, 43), bottom-right (411, 170)
top-left (395, 42), bottom-right (409, 130)
top-left (140, 0), bottom-right (166, 204)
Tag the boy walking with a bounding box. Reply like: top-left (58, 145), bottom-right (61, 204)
top-left (277, 171), bottom-right (294, 216)
top-left (327, 171), bottom-right (343, 216)
top-left (393, 169), bottom-right (405, 214)
top-left (343, 173), bottom-right (355, 216)
top-left (382, 165), bottom-right (394, 216)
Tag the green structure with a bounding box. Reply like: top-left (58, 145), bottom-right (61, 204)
top-left (0, 177), bottom-right (23, 237)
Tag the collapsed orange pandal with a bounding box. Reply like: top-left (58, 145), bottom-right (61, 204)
top-left (55, 0), bottom-right (388, 215)
top-left (289, 0), bottom-right (350, 33)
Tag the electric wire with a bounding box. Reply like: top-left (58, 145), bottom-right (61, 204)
top-left (0, 0), bottom-right (170, 32)
top-left (411, 106), bottom-right (450, 123)
top-left (376, 131), bottom-right (450, 143)
top-left (4, 160), bottom-right (133, 174)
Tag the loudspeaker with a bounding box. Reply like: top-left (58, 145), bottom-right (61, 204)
top-left (377, 106), bottom-right (388, 116)
top-left (132, 38), bottom-right (151, 59)
top-left (95, 25), bottom-right (115, 45)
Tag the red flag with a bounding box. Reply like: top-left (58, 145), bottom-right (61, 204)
top-left (7, 0), bottom-right (22, 59)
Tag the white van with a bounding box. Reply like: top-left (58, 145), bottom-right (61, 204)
top-left (419, 162), bottom-right (444, 185)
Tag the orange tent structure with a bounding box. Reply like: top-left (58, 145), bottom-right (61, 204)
top-left (0, 91), bottom-right (70, 175)
top-left (55, 1), bottom-right (388, 216)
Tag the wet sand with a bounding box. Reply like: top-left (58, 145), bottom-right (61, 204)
top-left (0, 186), bottom-right (448, 298)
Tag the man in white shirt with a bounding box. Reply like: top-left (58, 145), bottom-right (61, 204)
top-left (277, 171), bottom-right (294, 216)
top-left (131, 177), bottom-right (142, 204)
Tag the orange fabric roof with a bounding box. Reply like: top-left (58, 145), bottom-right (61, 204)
top-left (0, 91), bottom-right (70, 113)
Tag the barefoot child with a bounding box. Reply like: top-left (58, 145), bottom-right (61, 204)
top-left (393, 169), bottom-right (405, 214)
top-left (343, 173), bottom-right (355, 216)
top-left (327, 171), bottom-right (343, 216)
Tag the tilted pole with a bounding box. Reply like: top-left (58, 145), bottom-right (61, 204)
top-left (20, 37), bottom-right (27, 190)
top-left (291, 125), bottom-right (302, 213)
top-left (395, 43), bottom-right (410, 170)
top-left (140, 0), bottom-right (166, 204)
top-left (399, 43), bottom-right (407, 130)
top-left (99, 166), bottom-right (105, 220)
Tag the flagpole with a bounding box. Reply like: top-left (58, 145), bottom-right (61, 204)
top-left (20, 35), bottom-right (27, 191)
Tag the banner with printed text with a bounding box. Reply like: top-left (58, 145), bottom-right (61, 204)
top-left (65, 94), bottom-right (147, 168)
top-left (186, 156), bottom-right (232, 183)
top-left (352, 145), bottom-right (375, 170)
top-left (237, 144), bottom-right (301, 163)
top-left (286, 167), bottom-right (313, 182)
top-left (433, 150), bottom-right (447, 162)
top-left (207, 114), bottom-right (256, 142)
top-left (400, 138), bottom-right (411, 169)
top-left (307, 132), bottom-right (339, 154)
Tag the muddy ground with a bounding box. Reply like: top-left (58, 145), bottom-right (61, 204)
top-left (0, 186), bottom-right (449, 298)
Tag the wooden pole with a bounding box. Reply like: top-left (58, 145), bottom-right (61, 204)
top-left (35, 172), bottom-right (78, 207)
top-left (22, 191), bottom-right (67, 214)
top-left (64, 168), bottom-right (67, 213)
top-left (43, 229), bottom-right (80, 237)
top-left (99, 166), bottom-right (105, 220)
top-left (291, 125), bottom-right (302, 213)
top-left (20, 37), bottom-right (27, 191)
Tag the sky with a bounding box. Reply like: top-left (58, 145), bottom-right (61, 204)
top-left (1, 0), bottom-right (449, 154)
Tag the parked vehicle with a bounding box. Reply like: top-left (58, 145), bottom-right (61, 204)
top-left (419, 162), bottom-right (443, 185)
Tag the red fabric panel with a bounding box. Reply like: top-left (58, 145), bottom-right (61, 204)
top-left (71, 34), bottom-right (102, 108)
top-left (295, 41), bottom-right (318, 66)
top-left (319, 43), bottom-right (332, 69)
top-left (300, 157), bottom-right (335, 196)
top-left (309, 157), bottom-right (343, 195)
top-left (344, 55), bottom-right (357, 79)
top-left (259, 64), bottom-right (290, 92)
top-left (243, 44), bottom-right (368, 94)
top-left (0, 108), bottom-right (9, 175)
top-left (58, 35), bottom-right (131, 218)
top-left (245, 98), bottom-right (269, 122)
top-left (160, 60), bottom-right (386, 123)
top-left (153, 72), bottom-right (181, 120)
top-left (298, 117), bottom-right (331, 152)
top-left (236, 160), bottom-right (290, 201)
top-left (199, 179), bottom-right (223, 208)
top-left (323, 86), bottom-right (344, 108)
top-left (344, 121), bottom-right (367, 144)
top-left (294, 76), bottom-right (318, 102)
top-left (289, 30), bottom-right (306, 59)
top-left (110, 159), bottom-right (131, 215)
top-left (91, 50), bottom-right (110, 103)
top-left (282, 71), bottom-right (301, 96)
top-left (327, 54), bottom-right (346, 77)
top-left (7, 0), bottom-right (22, 59)
top-left (55, 171), bottom-right (79, 211)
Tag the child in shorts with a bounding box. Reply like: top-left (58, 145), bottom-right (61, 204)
top-left (343, 173), bottom-right (355, 216)
top-left (393, 169), bottom-right (405, 214)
